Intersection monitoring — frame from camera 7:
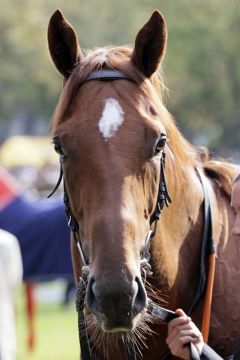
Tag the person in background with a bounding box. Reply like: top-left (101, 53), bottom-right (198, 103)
top-left (166, 174), bottom-right (240, 360)
top-left (0, 229), bottom-right (23, 360)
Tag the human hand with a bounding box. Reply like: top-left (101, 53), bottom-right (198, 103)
top-left (166, 309), bottom-right (204, 360)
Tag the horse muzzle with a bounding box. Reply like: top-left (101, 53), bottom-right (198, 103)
top-left (86, 275), bottom-right (147, 332)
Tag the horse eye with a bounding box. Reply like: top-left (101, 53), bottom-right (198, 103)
top-left (154, 133), bottom-right (167, 156)
top-left (54, 142), bottom-right (63, 154)
top-left (53, 139), bottom-right (66, 159)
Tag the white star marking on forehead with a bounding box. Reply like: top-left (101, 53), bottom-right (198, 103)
top-left (98, 98), bottom-right (124, 140)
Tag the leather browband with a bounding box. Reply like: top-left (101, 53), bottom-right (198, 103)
top-left (86, 70), bottom-right (132, 81)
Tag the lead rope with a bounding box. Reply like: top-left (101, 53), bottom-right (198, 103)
top-left (201, 252), bottom-right (216, 342)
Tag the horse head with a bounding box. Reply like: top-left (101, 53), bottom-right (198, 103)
top-left (48, 10), bottom-right (169, 333)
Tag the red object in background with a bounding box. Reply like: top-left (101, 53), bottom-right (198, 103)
top-left (25, 283), bottom-right (36, 351)
top-left (0, 167), bottom-right (21, 209)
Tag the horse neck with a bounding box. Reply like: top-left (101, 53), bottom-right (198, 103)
top-left (151, 151), bottom-right (205, 311)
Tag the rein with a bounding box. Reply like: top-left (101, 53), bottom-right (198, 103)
top-left (48, 70), bottom-right (215, 360)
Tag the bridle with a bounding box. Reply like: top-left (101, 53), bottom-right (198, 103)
top-left (49, 70), bottom-right (215, 360)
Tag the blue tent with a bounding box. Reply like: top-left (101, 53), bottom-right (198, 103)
top-left (0, 195), bottom-right (73, 281)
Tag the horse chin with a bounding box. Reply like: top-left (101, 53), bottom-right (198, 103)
top-left (95, 313), bottom-right (141, 333)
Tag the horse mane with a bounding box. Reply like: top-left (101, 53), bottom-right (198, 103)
top-left (203, 158), bottom-right (236, 199)
top-left (233, 172), bottom-right (240, 183)
top-left (52, 46), bottom-right (235, 197)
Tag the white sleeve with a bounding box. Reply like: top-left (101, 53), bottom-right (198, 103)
top-left (0, 229), bottom-right (23, 360)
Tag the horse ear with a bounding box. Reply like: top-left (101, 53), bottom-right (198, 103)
top-left (47, 9), bottom-right (83, 78)
top-left (131, 10), bottom-right (167, 78)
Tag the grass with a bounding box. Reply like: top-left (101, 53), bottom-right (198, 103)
top-left (16, 282), bottom-right (79, 360)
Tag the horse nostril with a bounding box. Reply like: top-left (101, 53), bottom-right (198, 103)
top-left (133, 276), bottom-right (147, 315)
top-left (86, 275), bottom-right (147, 325)
top-left (86, 276), bottom-right (98, 313)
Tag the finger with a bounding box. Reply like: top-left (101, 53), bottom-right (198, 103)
top-left (167, 323), bottom-right (193, 342)
top-left (168, 315), bottom-right (191, 331)
top-left (168, 322), bottom-right (201, 343)
top-left (175, 308), bottom-right (187, 317)
top-left (167, 324), bottom-right (192, 343)
top-left (179, 335), bottom-right (201, 346)
top-left (178, 329), bottom-right (202, 339)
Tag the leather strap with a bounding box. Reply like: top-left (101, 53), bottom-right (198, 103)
top-left (190, 343), bottom-right (201, 360)
top-left (187, 168), bottom-right (215, 315)
top-left (201, 252), bottom-right (216, 342)
top-left (233, 340), bottom-right (240, 360)
top-left (86, 70), bottom-right (132, 81)
top-left (194, 169), bottom-right (216, 343)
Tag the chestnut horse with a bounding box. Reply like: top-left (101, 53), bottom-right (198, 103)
top-left (47, 9), bottom-right (240, 359)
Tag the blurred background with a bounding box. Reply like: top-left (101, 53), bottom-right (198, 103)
top-left (1, 0), bottom-right (240, 156)
top-left (0, 0), bottom-right (239, 359)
